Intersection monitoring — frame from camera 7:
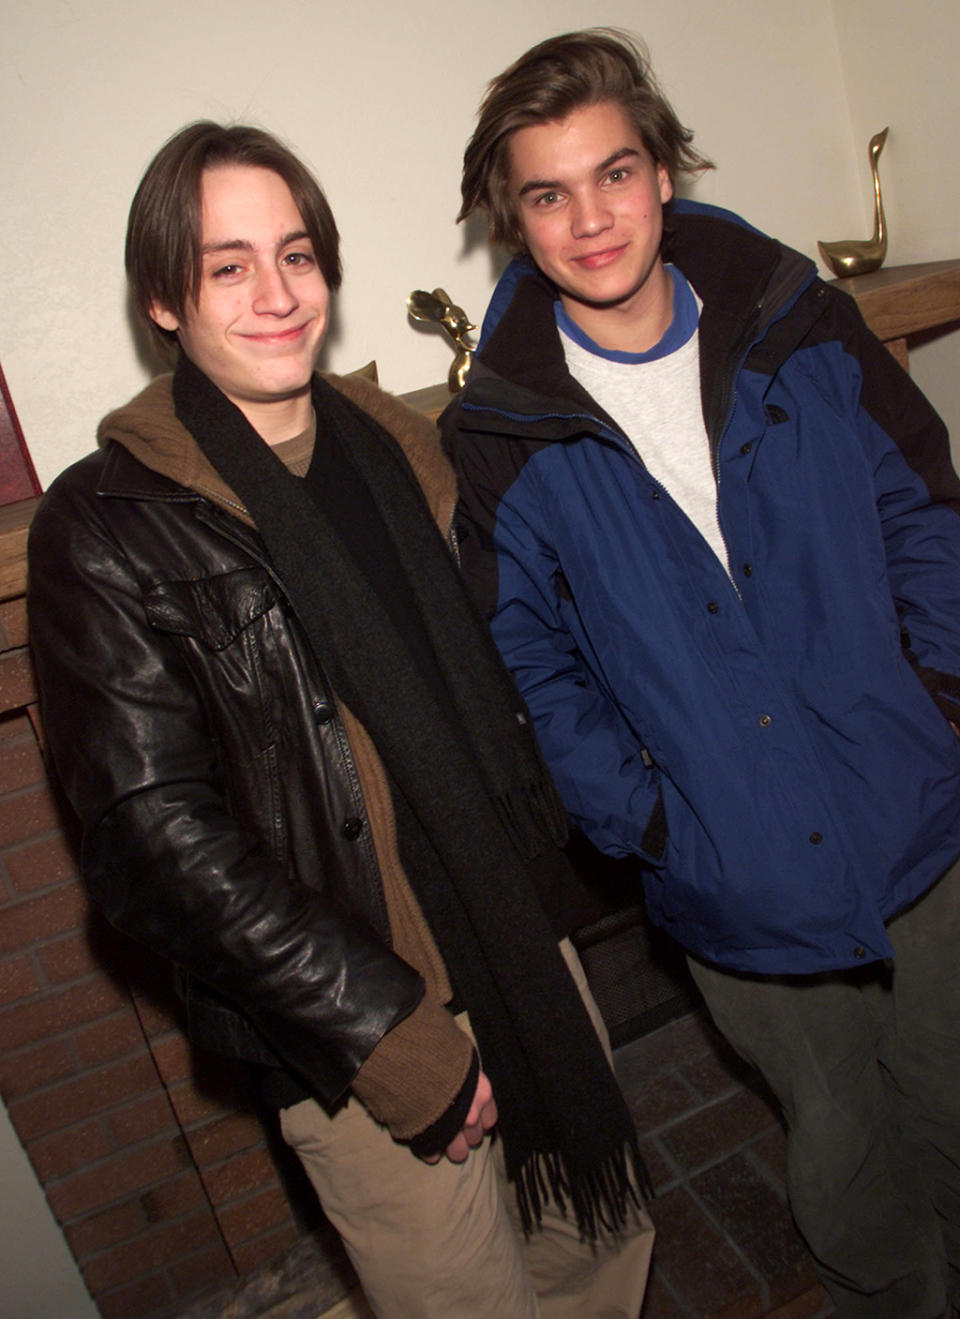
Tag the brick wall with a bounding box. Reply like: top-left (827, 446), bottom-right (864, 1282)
top-left (0, 500), bottom-right (307, 1318)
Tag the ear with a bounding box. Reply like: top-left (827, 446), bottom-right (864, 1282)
top-left (149, 302), bottom-right (180, 334)
top-left (658, 163), bottom-right (674, 206)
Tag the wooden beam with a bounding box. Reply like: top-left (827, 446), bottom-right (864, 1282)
top-left (0, 497), bottom-right (36, 603)
top-left (832, 259), bottom-right (960, 343)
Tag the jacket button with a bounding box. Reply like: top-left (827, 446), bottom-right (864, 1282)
top-left (740, 442), bottom-right (752, 456)
top-left (809, 832), bottom-right (823, 844)
top-left (743, 563), bottom-right (753, 577)
top-left (652, 490), bottom-right (661, 500)
top-left (341, 818), bottom-right (363, 840)
top-left (758, 714), bottom-right (772, 727)
top-left (314, 702), bottom-right (334, 725)
top-left (707, 601), bottom-right (719, 614)
top-left (853, 946), bottom-right (866, 960)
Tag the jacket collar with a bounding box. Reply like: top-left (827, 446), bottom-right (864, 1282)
top-left (96, 439), bottom-right (203, 503)
top-left (97, 373), bottom-right (253, 519)
top-left (95, 366), bottom-right (458, 538)
top-left (467, 202), bottom-right (819, 439)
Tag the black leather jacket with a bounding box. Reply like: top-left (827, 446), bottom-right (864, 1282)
top-left (29, 432), bottom-right (426, 1107)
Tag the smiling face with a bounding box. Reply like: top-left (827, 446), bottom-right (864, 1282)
top-left (508, 100), bottom-right (674, 352)
top-left (150, 164), bottom-right (329, 442)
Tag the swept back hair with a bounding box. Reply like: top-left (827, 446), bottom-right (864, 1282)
top-left (459, 28), bottom-right (713, 249)
top-left (126, 121), bottom-right (341, 352)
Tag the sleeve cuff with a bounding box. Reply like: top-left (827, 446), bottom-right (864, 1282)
top-left (408, 1051), bottom-right (480, 1158)
top-left (351, 993), bottom-right (475, 1141)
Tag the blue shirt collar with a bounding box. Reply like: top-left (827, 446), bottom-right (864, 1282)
top-left (554, 264), bottom-right (699, 364)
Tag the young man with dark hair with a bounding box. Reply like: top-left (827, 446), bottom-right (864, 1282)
top-left (444, 29), bottom-right (960, 1319)
top-left (28, 120), bottom-right (653, 1319)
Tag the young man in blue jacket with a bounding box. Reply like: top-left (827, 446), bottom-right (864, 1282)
top-left (443, 28), bottom-right (960, 1319)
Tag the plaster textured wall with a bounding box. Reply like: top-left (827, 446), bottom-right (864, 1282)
top-left (2, 0), bottom-right (856, 487)
top-left (0, 1096), bottom-right (99, 1318)
top-left (832, 0), bottom-right (960, 460)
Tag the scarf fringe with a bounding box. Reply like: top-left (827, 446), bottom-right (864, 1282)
top-left (514, 1141), bottom-right (654, 1241)
top-left (496, 780), bottom-right (569, 860)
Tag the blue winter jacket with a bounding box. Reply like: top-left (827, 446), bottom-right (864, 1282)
top-left (442, 200), bottom-right (960, 976)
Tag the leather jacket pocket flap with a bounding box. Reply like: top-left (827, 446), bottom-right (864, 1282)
top-left (144, 567), bottom-right (278, 650)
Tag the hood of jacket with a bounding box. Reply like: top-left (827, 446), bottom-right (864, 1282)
top-left (97, 366), bottom-right (458, 536)
top-left (462, 199), bottom-right (820, 445)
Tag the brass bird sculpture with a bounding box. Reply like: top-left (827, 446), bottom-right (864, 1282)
top-left (818, 128), bottom-right (889, 277)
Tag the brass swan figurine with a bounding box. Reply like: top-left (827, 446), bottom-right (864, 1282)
top-left (818, 127), bottom-right (889, 277)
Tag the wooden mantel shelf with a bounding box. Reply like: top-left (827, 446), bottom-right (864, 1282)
top-left (831, 258), bottom-right (960, 368)
top-left (0, 496), bottom-right (37, 603)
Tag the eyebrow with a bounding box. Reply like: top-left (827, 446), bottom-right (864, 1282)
top-left (201, 229), bottom-right (310, 255)
top-left (517, 147), bottom-right (641, 198)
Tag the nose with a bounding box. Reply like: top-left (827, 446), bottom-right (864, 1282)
top-left (571, 189), bottom-right (613, 239)
top-left (252, 263), bottom-right (298, 316)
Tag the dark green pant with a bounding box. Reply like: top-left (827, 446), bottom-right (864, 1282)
top-left (688, 854), bottom-right (960, 1319)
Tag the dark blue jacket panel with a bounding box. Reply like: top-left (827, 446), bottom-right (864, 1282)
top-left (443, 202), bottom-right (960, 975)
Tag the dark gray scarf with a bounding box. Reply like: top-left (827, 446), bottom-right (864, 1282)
top-left (173, 354), bottom-right (647, 1236)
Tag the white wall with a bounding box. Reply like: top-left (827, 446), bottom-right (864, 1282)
top-left (832, 0), bottom-right (960, 462)
top-left (0, 1100), bottom-right (99, 1318)
top-left (2, 0), bottom-right (862, 488)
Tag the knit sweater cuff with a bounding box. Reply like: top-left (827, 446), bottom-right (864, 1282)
top-left (408, 1052), bottom-right (480, 1158)
top-left (351, 994), bottom-right (475, 1142)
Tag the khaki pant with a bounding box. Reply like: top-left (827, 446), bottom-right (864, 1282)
top-left (280, 942), bottom-right (654, 1318)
